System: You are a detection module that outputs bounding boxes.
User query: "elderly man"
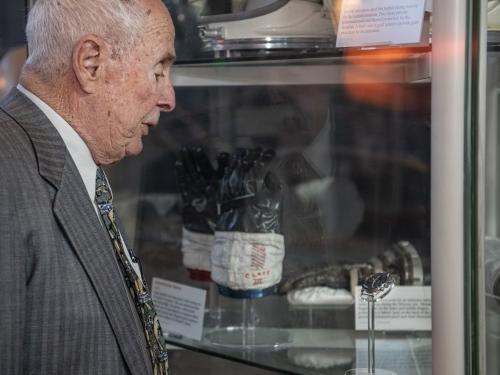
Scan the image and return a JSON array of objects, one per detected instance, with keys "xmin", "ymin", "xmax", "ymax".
[{"xmin": 0, "ymin": 0, "xmax": 175, "ymax": 374}]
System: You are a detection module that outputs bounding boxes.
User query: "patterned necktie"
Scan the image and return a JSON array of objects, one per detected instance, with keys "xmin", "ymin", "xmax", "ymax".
[{"xmin": 95, "ymin": 167, "xmax": 168, "ymax": 375}]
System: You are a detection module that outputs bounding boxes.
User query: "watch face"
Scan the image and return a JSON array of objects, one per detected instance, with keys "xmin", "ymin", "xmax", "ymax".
[{"xmin": 361, "ymin": 272, "xmax": 395, "ymax": 302}]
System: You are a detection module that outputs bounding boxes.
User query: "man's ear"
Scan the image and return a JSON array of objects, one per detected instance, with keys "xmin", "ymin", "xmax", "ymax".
[{"xmin": 72, "ymin": 35, "xmax": 108, "ymax": 94}]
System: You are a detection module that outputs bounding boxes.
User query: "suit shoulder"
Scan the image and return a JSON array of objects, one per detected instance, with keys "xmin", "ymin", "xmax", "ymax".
[
  {"xmin": 0, "ymin": 108, "xmax": 35, "ymax": 152},
  {"xmin": 0, "ymin": 108, "xmax": 38, "ymax": 172}
]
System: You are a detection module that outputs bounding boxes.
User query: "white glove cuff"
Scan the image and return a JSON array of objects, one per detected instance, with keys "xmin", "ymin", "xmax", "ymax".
[
  {"xmin": 181, "ymin": 228, "xmax": 214, "ymax": 272},
  {"xmin": 211, "ymin": 231, "xmax": 285, "ymax": 291}
]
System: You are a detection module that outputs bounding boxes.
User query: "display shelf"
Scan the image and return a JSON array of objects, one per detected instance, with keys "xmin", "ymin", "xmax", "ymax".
[
  {"xmin": 172, "ymin": 51, "xmax": 431, "ymax": 87},
  {"xmin": 163, "ymin": 328, "xmax": 431, "ymax": 375}
]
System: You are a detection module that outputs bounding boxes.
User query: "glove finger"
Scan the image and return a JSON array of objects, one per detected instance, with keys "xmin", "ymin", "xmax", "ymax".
[
  {"xmin": 175, "ymin": 159, "xmax": 192, "ymax": 203},
  {"xmin": 193, "ymin": 147, "xmax": 215, "ymax": 180},
  {"xmin": 261, "ymin": 149, "xmax": 275, "ymax": 164},
  {"xmin": 218, "ymin": 152, "xmax": 235, "ymax": 200},
  {"xmin": 249, "ymin": 148, "xmax": 263, "ymax": 165},
  {"xmin": 264, "ymin": 171, "xmax": 282, "ymax": 193},
  {"xmin": 241, "ymin": 148, "xmax": 266, "ymax": 195},
  {"xmin": 215, "ymin": 152, "xmax": 230, "ymax": 179},
  {"xmin": 179, "ymin": 147, "xmax": 198, "ymax": 186},
  {"xmin": 240, "ymin": 149, "xmax": 256, "ymax": 173},
  {"xmin": 228, "ymin": 164, "xmax": 244, "ymax": 196}
]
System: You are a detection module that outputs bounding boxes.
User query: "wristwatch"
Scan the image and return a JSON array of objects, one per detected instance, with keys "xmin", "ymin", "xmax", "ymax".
[{"xmin": 361, "ymin": 272, "xmax": 395, "ymax": 302}]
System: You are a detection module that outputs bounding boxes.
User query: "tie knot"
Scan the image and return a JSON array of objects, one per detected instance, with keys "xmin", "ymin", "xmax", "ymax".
[{"xmin": 95, "ymin": 167, "xmax": 113, "ymax": 205}]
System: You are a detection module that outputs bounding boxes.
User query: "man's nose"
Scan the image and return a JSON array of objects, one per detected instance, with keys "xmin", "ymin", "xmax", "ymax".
[{"xmin": 158, "ymin": 82, "xmax": 176, "ymax": 112}]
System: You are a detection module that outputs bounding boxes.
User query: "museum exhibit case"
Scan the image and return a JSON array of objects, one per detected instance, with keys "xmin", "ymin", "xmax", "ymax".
[
  {"xmin": 101, "ymin": 0, "xmax": 489, "ymax": 374},
  {"xmin": 484, "ymin": 4, "xmax": 500, "ymax": 375}
]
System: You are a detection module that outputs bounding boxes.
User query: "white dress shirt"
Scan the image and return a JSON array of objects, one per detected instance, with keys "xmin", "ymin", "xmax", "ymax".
[
  {"xmin": 17, "ymin": 84, "xmax": 142, "ymax": 278},
  {"xmin": 18, "ymin": 84, "xmax": 97, "ymax": 200}
]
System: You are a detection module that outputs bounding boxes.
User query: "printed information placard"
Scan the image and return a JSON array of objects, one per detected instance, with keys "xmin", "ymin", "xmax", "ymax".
[
  {"xmin": 152, "ymin": 277, "xmax": 207, "ymax": 341},
  {"xmin": 355, "ymin": 286, "xmax": 431, "ymax": 331},
  {"xmin": 354, "ymin": 337, "xmax": 432, "ymax": 374},
  {"xmin": 336, "ymin": 0, "xmax": 426, "ymax": 48}
]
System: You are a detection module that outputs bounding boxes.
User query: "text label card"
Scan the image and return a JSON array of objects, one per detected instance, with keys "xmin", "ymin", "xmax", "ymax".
[
  {"xmin": 336, "ymin": 0, "xmax": 426, "ymax": 48},
  {"xmin": 355, "ymin": 337, "xmax": 432, "ymax": 374},
  {"xmin": 355, "ymin": 286, "xmax": 431, "ymax": 331},
  {"xmin": 152, "ymin": 277, "xmax": 207, "ymax": 341}
]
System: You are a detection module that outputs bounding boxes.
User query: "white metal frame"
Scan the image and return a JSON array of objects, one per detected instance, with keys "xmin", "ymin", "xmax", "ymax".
[{"xmin": 431, "ymin": 0, "xmax": 467, "ymax": 373}]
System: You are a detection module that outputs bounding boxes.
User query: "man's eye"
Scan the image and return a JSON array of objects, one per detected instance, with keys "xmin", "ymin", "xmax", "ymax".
[{"xmin": 154, "ymin": 72, "xmax": 165, "ymax": 81}]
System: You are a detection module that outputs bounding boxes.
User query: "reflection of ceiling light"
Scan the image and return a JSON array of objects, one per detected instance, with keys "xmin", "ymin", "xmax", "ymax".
[
  {"xmin": 265, "ymin": 36, "xmax": 272, "ymax": 42},
  {"xmin": 0, "ymin": 76, "xmax": 6, "ymax": 94}
]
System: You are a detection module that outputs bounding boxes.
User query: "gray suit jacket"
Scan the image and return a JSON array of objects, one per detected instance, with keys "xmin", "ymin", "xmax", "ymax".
[{"xmin": 0, "ymin": 89, "xmax": 153, "ymax": 375}]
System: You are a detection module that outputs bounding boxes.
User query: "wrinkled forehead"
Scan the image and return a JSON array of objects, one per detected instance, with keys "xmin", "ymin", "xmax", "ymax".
[
  {"xmin": 142, "ymin": 0, "xmax": 174, "ymax": 39},
  {"xmin": 136, "ymin": 0, "xmax": 175, "ymax": 62},
  {"xmin": 143, "ymin": 0, "xmax": 173, "ymax": 33}
]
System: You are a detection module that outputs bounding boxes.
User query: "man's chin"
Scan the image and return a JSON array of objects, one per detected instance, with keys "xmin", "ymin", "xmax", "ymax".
[{"xmin": 125, "ymin": 139, "xmax": 144, "ymax": 157}]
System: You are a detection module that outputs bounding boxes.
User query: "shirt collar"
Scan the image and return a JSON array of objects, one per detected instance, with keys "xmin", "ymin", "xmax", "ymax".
[{"xmin": 17, "ymin": 84, "xmax": 98, "ymax": 202}]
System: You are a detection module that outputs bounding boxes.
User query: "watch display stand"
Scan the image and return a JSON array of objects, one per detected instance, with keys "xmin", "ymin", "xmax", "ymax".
[{"xmin": 345, "ymin": 273, "xmax": 397, "ymax": 375}]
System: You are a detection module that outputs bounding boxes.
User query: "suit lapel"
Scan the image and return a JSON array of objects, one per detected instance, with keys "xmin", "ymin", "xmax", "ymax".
[
  {"xmin": 53, "ymin": 165, "xmax": 152, "ymax": 375},
  {"xmin": 0, "ymin": 89, "xmax": 152, "ymax": 375}
]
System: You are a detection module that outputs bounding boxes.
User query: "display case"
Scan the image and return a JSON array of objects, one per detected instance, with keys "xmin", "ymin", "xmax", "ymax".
[
  {"xmin": 105, "ymin": 0, "xmax": 486, "ymax": 374},
  {"xmin": 484, "ymin": 24, "xmax": 500, "ymax": 375}
]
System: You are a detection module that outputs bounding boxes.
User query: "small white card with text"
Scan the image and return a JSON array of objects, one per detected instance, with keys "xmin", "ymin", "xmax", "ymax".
[
  {"xmin": 152, "ymin": 277, "xmax": 207, "ymax": 341},
  {"xmin": 355, "ymin": 285, "xmax": 431, "ymax": 331},
  {"xmin": 336, "ymin": 0, "xmax": 426, "ymax": 48},
  {"xmin": 354, "ymin": 337, "xmax": 432, "ymax": 373}
]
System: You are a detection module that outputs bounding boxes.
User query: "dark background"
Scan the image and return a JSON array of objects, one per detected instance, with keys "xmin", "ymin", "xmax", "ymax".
[{"xmin": 0, "ymin": 0, "xmax": 26, "ymax": 55}]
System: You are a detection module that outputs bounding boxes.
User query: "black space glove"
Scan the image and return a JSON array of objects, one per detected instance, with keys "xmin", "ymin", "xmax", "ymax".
[
  {"xmin": 176, "ymin": 146, "xmax": 229, "ymax": 234},
  {"xmin": 211, "ymin": 148, "xmax": 285, "ymax": 299},
  {"xmin": 175, "ymin": 146, "xmax": 229, "ymax": 281},
  {"xmin": 216, "ymin": 148, "xmax": 281, "ymax": 233}
]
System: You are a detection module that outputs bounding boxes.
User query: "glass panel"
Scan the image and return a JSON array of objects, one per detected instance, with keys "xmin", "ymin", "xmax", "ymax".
[
  {"xmin": 105, "ymin": 1, "xmax": 434, "ymax": 374},
  {"xmin": 484, "ymin": 27, "xmax": 500, "ymax": 375},
  {"xmin": 110, "ymin": 78, "xmax": 432, "ymax": 374}
]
